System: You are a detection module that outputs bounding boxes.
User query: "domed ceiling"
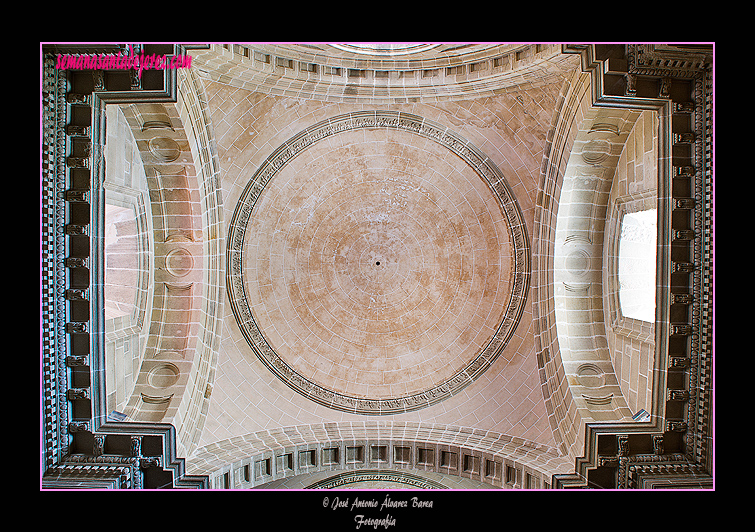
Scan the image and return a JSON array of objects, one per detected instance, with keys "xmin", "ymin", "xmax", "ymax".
[
  {"xmin": 183, "ymin": 43, "xmax": 595, "ymax": 486},
  {"xmin": 227, "ymin": 110, "xmax": 529, "ymax": 415},
  {"xmin": 40, "ymin": 42, "xmax": 713, "ymax": 491},
  {"xmin": 186, "ymin": 43, "xmax": 571, "ymax": 457}
]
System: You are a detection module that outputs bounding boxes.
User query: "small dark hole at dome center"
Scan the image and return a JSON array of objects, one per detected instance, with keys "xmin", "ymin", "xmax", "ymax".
[{"xmin": 375, "ymin": 261, "xmax": 380, "ymax": 266}]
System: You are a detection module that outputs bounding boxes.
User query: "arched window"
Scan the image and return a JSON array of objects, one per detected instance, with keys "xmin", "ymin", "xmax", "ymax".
[{"xmin": 618, "ymin": 208, "xmax": 657, "ymax": 323}]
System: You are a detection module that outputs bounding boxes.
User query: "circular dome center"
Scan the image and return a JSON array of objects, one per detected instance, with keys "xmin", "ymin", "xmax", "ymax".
[{"xmin": 228, "ymin": 112, "xmax": 529, "ymax": 414}]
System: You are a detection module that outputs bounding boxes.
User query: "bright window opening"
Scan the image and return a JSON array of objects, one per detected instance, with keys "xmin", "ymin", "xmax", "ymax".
[{"xmin": 618, "ymin": 208, "xmax": 657, "ymax": 323}]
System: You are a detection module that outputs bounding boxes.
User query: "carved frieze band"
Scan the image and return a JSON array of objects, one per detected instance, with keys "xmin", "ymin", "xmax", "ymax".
[
  {"xmin": 42, "ymin": 53, "xmax": 73, "ymax": 465},
  {"xmin": 626, "ymin": 44, "xmax": 711, "ymax": 79},
  {"xmin": 686, "ymin": 68, "xmax": 713, "ymax": 464},
  {"xmin": 624, "ymin": 453, "xmax": 710, "ymax": 489},
  {"xmin": 306, "ymin": 469, "xmax": 447, "ymax": 490},
  {"xmin": 227, "ymin": 110, "xmax": 531, "ymax": 415}
]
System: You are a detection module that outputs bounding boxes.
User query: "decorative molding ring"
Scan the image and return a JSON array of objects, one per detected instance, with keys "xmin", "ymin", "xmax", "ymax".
[
  {"xmin": 306, "ymin": 469, "xmax": 448, "ymax": 489},
  {"xmin": 227, "ymin": 110, "xmax": 530, "ymax": 415}
]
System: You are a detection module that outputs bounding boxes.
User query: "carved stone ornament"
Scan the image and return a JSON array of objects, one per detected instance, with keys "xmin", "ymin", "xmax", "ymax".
[
  {"xmin": 93, "ymin": 435, "xmax": 105, "ymax": 456},
  {"xmin": 140, "ymin": 457, "xmax": 161, "ymax": 469},
  {"xmin": 306, "ymin": 469, "xmax": 447, "ymax": 489},
  {"xmin": 618, "ymin": 436, "xmax": 629, "ymax": 457},
  {"xmin": 653, "ymin": 435, "xmax": 664, "ymax": 455},
  {"xmin": 627, "ymin": 44, "xmax": 711, "ymax": 80}
]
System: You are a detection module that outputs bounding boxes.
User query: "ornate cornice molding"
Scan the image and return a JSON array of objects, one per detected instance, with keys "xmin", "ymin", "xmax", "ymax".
[{"xmin": 627, "ymin": 44, "xmax": 712, "ymax": 79}]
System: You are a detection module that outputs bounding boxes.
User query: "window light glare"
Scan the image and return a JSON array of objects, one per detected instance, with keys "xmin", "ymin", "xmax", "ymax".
[{"xmin": 618, "ymin": 209, "xmax": 657, "ymax": 323}]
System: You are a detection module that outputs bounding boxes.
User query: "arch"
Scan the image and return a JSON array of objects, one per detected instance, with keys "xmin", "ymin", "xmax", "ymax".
[
  {"xmin": 190, "ymin": 43, "xmax": 579, "ymax": 103},
  {"xmin": 533, "ymin": 64, "xmax": 663, "ymax": 464},
  {"xmin": 532, "ymin": 69, "xmax": 589, "ymax": 459},
  {"xmin": 602, "ymin": 110, "xmax": 660, "ymax": 416},
  {"xmin": 108, "ymin": 67, "xmax": 224, "ymax": 457},
  {"xmin": 552, "ymin": 100, "xmax": 643, "ymax": 429},
  {"xmin": 185, "ymin": 422, "xmax": 573, "ymax": 489}
]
